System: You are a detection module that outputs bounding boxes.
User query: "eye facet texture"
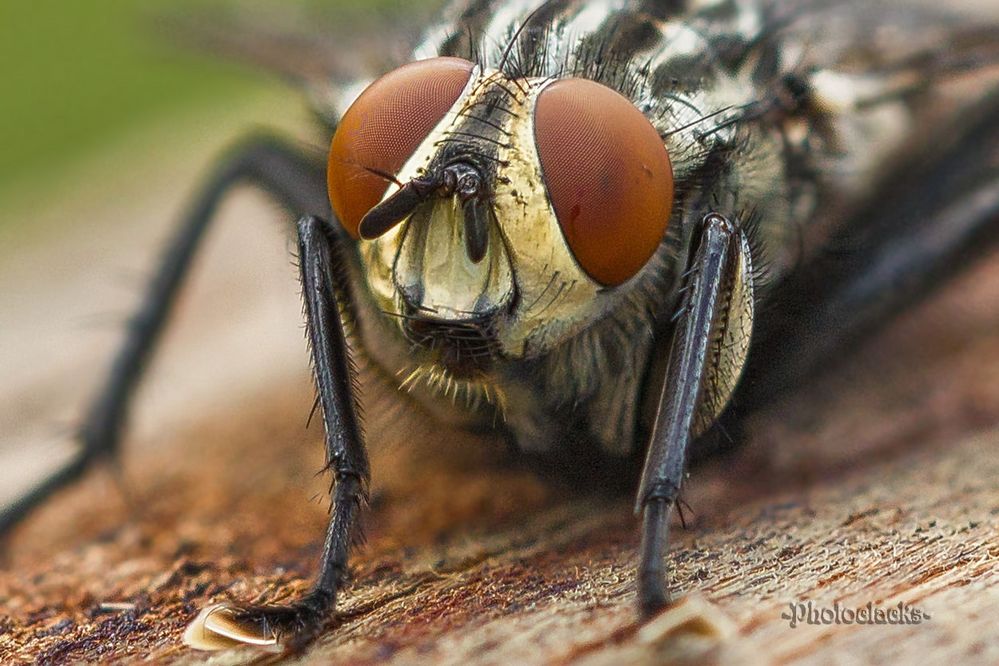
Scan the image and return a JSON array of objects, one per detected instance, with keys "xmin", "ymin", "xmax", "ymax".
[
  {"xmin": 327, "ymin": 57, "xmax": 475, "ymax": 237},
  {"xmin": 535, "ymin": 78, "xmax": 674, "ymax": 286}
]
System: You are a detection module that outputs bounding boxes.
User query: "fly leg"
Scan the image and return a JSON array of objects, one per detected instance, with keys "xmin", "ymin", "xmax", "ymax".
[
  {"xmin": 189, "ymin": 215, "xmax": 368, "ymax": 648},
  {"xmin": 744, "ymin": 89, "xmax": 999, "ymax": 405},
  {"xmin": 0, "ymin": 135, "xmax": 328, "ymax": 532},
  {"xmin": 636, "ymin": 212, "xmax": 753, "ymax": 615}
]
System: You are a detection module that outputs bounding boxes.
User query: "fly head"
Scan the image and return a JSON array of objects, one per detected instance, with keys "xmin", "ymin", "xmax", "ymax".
[{"xmin": 326, "ymin": 56, "xmax": 675, "ymax": 384}]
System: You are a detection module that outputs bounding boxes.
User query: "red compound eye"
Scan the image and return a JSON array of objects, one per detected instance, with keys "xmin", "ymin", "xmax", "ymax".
[
  {"xmin": 534, "ymin": 78, "xmax": 674, "ymax": 286},
  {"xmin": 327, "ymin": 57, "xmax": 475, "ymax": 238}
]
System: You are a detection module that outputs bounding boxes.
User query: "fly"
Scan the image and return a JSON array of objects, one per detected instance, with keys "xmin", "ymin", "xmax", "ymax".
[{"xmin": 3, "ymin": 0, "xmax": 998, "ymax": 652}]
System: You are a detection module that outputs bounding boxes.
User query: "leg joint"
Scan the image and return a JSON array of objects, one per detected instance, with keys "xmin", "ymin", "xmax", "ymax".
[{"xmin": 642, "ymin": 482, "xmax": 680, "ymax": 507}]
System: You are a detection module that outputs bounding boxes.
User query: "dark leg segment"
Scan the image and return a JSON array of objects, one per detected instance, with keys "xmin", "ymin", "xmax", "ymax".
[
  {"xmin": 636, "ymin": 212, "xmax": 744, "ymax": 615},
  {"xmin": 743, "ymin": 89, "xmax": 999, "ymax": 406},
  {"xmin": 222, "ymin": 215, "xmax": 368, "ymax": 642},
  {"xmin": 0, "ymin": 136, "xmax": 328, "ymax": 532}
]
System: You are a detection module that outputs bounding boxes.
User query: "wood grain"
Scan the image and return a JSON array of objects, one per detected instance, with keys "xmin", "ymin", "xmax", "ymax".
[{"xmin": 1, "ymin": 126, "xmax": 998, "ymax": 666}]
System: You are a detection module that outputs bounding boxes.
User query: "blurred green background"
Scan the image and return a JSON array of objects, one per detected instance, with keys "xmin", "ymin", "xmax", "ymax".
[
  {"xmin": 0, "ymin": 2, "xmax": 268, "ymax": 207},
  {"xmin": 0, "ymin": 0, "xmax": 425, "ymax": 229},
  {"xmin": 0, "ymin": 0, "xmax": 262, "ymax": 192}
]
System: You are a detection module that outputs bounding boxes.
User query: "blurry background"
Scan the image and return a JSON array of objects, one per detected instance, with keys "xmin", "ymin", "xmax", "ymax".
[
  {"xmin": 0, "ymin": 0, "xmax": 429, "ymax": 506},
  {"xmin": 0, "ymin": 0, "xmax": 429, "ymax": 222},
  {"xmin": 0, "ymin": 2, "xmax": 260, "ymax": 209}
]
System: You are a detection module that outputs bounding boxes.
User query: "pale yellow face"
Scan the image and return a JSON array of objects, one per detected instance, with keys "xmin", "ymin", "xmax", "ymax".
[{"xmin": 359, "ymin": 67, "xmax": 605, "ymax": 361}]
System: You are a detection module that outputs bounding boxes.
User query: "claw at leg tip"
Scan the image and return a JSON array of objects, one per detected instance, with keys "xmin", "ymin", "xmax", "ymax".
[
  {"xmin": 637, "ymin": 593, "xmax": 737, "ymax": 645},
  {"xmin": 183, "ymin": 604, "xmax": 281, "ymax": 652}
]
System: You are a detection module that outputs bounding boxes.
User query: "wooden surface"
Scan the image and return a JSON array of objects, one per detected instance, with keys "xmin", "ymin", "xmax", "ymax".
[{"xmin": 2, "ymin": 142, "xmax": 999, "ymax": 665}]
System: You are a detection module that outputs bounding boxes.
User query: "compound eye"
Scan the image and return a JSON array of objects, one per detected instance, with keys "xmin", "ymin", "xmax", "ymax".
[
  {"xmin": 534, "ymin": 78, "xmax": 674, "ymax": 286},
  {"xmin": 328, "ymin": 57, "xmax": 475, "ymax": 238}
]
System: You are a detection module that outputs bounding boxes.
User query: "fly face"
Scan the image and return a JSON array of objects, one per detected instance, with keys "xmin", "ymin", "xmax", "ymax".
[{"xmin": 326, "ymin": 56, "xmax": 674, "ymax": 382}]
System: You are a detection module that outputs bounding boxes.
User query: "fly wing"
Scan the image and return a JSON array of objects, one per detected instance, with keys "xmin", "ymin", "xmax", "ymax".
[
  {"xmin": 775, "ymin": 0, "xmax": 999, "ymax": 93},
  {"xmin": 788, "ymin": 0, "xmax": 999, "ymax": 63},
  {"xmin": 743, "ymin": 88, "xmax": 999, "ymax": 407},
  {"xmin": 742, "ymin": 0, "xmax": 999, "ymax": 407},
  {"xmin": 747, "ymin": 0, "xmax": 999, "ymax": 259},
  {"xmin": 157, "ymin": 2, "xmax": 447, "ymax": 127}
]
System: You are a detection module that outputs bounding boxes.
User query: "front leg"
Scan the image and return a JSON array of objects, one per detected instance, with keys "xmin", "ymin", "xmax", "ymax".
[
  {"xmin": 636, "ymin": 212, "xmax": 755, "ymax": 615},
  {"xmin": 185, "ymin": 215, "xmax": 368, "ymax": 650}
]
